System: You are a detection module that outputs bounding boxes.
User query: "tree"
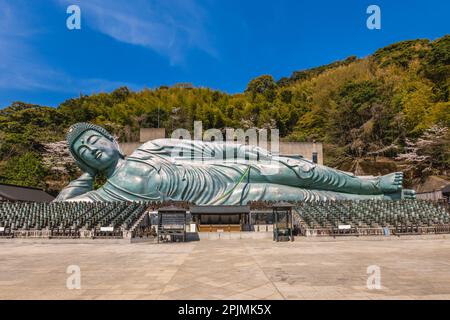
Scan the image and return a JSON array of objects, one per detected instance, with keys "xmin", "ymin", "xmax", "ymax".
[
  {"xmin": 245, "ymin": 75, "xmax": 277, "ymax": 101},
  {"xmin": 0, "ymin": 152, "xmax": 49, "ymax": 188},
  {"xmin": 422, "ymin": 35, "xmax": 450, "ymax": 101},
  {"xmin": 396, "ymin": 126, "xmax": 450, "ymax": 177}
]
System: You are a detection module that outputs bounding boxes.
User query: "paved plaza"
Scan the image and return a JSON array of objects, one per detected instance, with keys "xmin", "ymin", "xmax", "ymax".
[{"xmin": 1, "ymin": 237, "xmax": 450, "ymax": 300}]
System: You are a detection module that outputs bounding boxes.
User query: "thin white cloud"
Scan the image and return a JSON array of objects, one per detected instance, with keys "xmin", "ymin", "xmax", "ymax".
[
  {"xmin": 0, "ymin": 1, "xmax": 51, "ymax": 91},
  {"xmin": 0, "ymin": 0, "xmax": 141, "ymax": 97},
  {"xmin": 0, "ymin": 0, "xmax": 217, "ymax": 101},
  {"xmin": 58, "ymin": 0, "xmax": 218, "ymax": 64}
]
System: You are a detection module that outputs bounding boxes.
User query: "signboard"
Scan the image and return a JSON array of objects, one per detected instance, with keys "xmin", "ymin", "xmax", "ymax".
[
  {"xmin": 100, "ymin": 227, "xmax": 114, "ymax": 232},
  {"xmin": 338, "ymin": 225, "xmax": 352, "ymax": 230},
  {"xmin": 164, "ymin": 224, "xmax": 184, "ymax": 230}
]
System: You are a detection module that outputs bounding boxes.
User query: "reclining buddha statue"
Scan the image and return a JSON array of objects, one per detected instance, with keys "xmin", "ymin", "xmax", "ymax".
[{"xmin": 55, "ymin": 122, "xmax": 415, "ymax": 203}]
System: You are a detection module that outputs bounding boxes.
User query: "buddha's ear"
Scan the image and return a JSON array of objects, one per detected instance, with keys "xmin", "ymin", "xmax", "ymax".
[{"xmin": 113, "ymin": 139, "xmax": 125, "ymax": 158}]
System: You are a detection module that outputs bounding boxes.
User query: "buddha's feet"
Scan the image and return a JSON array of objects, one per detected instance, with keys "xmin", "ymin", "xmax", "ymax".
[
  {"xmin": 403, "ymin": 189, "xmax": 416, "ymax": 199},
  {"xmin": 378, "ymin": 172, "xmax": 403, "ymax": 193}
]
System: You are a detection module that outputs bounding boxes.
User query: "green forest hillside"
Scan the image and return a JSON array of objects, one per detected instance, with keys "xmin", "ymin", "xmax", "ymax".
[{"xmin": 0, "ymin": 35, "xmax": 449, "ymax": 194}]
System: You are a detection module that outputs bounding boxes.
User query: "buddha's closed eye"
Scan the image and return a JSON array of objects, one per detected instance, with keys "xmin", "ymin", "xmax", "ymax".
[
  {"xmin": 79, "ymin": 146, "xmax": 89, "ymax": 157},
  {"xmin": 87, "ymin": 135, "xmax": 100, "ymax": 144}
]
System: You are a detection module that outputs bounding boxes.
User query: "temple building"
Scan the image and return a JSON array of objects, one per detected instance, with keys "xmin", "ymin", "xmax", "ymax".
[{"xmin": 0, "ymin": 183, "xmax": 55, "ymax": 202}]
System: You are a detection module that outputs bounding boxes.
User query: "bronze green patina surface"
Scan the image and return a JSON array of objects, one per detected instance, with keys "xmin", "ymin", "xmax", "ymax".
[{"xmin": 56, "ymin": 123, "xmax": 415, "ymax": 203}]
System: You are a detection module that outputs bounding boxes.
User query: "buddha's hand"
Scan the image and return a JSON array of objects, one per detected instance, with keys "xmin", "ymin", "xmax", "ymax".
[
  {"xmin": 77, "ymin": 172, "xmax": 96, "ymax": 184},
  {"xmin": 54, "ymin": 172, "xmax": 95, "ymax": 201}
]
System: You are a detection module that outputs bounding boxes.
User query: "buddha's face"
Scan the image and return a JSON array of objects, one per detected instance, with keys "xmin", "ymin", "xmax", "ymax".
[{"xmin": 73, "ymin": 130, "xmax": 120, "ymax": 172}]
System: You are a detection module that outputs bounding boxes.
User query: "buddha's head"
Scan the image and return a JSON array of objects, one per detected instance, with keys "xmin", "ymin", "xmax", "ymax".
[{"xmin": 67, "ymin": 123, "xmax": 124, "ymax": 175}]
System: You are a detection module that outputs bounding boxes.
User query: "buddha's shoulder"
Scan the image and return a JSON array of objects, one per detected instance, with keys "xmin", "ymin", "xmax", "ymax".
[{"xmin": 127, "ymin": 139, "xmax": 172, "ymax": 157}]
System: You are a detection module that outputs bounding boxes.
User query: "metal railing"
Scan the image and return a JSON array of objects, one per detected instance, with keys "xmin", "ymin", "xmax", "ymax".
[{"xmin": 301, "ymin": 224, "xmax": 450, "ymax": 237}]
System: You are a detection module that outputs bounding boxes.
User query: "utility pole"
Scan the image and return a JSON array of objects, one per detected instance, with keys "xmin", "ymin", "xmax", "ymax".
[{"xmin": 157, "ymin": 105, "xmax": 160, "ymax": 128}]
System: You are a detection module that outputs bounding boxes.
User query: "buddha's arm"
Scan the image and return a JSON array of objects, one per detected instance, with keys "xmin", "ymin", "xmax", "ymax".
[
  {"xmin": 144, "ymin": 139, "xmax": 271, "ymax": 161},
  {"xmin": 223, "ymin": 143, "xmax": 271, "ymax": 160},
  {"xmin": 190, "ymin": 141, "xmax": 272, "ymax": 161},
  {"xmin": 54, "ymin": 173, "xmax": 94, "ymax": 201}
]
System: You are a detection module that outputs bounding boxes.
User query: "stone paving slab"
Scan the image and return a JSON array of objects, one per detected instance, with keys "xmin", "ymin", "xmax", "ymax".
[{"xmin": 1, "ymin": 238, "xmax": 450, "ymax": 300}]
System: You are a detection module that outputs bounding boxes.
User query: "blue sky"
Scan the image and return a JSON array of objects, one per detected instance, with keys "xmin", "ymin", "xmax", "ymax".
[{"xmin": 0, "ymin": 0, "xmax": 448, "ymax": 108}]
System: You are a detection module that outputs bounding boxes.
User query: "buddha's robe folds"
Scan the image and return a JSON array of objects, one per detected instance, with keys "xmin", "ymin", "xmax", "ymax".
[{"xmin": 66, "ymin": 139, "xmax": 390, "ymax": 204}]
